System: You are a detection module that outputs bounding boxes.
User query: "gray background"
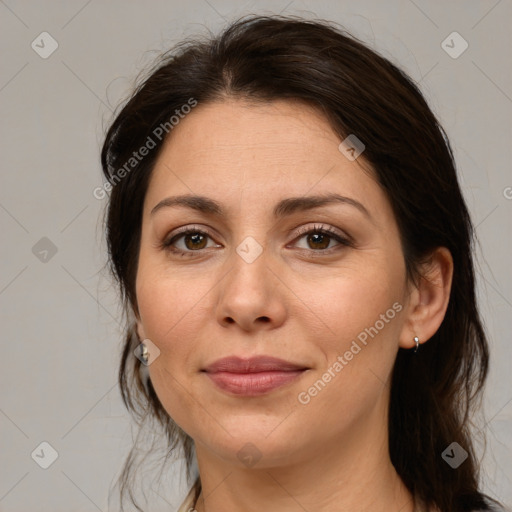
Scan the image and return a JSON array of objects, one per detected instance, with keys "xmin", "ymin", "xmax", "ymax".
[{"xmin": 0, "ymin": 1, "xmax": 511, "ymax": 510}]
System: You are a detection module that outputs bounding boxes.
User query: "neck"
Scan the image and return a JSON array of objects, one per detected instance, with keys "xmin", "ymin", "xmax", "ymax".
[{"xmin": 192, "ymin": 397, "xmax": 415, "ymax": 512}]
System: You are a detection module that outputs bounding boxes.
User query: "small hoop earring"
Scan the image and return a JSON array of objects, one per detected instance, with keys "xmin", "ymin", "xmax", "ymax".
[
  {"xmin": 413, "ymin": 336, "xmax": 420, "ymax": 353},
  {"xmin": 141, "ymin": 342, "xmax": 150, "ymax": 365}
]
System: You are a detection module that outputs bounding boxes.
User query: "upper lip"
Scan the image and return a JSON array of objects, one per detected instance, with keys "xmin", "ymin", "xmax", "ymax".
[{"xmin": 202, "ymin": 356, "xmax": 308, "ymax": 374}]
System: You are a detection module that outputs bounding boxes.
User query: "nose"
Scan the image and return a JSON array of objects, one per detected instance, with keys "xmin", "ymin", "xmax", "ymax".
[{"xmin": 215, "ymin": 245, "xmax": 287, "ymax": 332}]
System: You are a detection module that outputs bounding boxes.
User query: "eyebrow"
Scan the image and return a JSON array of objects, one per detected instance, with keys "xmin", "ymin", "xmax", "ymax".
[{"xmin": 150, "ymin": 193, "xmax": 372, "ymax": 220}]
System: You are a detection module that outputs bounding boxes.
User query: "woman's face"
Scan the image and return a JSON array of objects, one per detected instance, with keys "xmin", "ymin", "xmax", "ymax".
[{"xmin": 135, "ymin": 99, "xmax": 413, "ymax": 467}]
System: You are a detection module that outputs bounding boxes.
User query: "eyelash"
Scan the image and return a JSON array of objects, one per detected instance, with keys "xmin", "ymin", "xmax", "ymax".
[{"xmin": 160, "ymin": 223, "xmax": 352, "ymax": 257}]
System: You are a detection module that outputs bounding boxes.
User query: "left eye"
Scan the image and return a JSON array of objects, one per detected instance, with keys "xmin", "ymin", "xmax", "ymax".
[{"xmin": 293, "ymin": 228, "xmax": 347, "ymax": 251}]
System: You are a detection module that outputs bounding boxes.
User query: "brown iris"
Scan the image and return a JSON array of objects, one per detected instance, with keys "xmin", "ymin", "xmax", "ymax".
[
  {"xmin": 307, "ymin": 232, "xmax": 330, "ymax": 250},
  {"xmin": 184, "ymin": 233, "xmax": 208, "ymax": 250}
]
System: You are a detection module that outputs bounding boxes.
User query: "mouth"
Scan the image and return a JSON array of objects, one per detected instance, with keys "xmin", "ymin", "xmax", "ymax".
[{"xmin": 201, "ymin": 356, "xmax": 309, "ymax": 396}]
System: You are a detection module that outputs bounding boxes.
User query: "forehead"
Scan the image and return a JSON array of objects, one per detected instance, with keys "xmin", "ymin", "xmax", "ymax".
[
  {"xmin": 167, "ymin": 99, "xmax": 337, "ymax": 163},
  {"xmin": 144, "ymin": 99, "xmax": 384, "ymax": 217}
]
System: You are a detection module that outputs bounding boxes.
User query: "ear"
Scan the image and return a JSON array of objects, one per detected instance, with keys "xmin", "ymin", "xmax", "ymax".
[{"xmin": 398, "ymin": 247, "xmax": 453, "ymax": 350}]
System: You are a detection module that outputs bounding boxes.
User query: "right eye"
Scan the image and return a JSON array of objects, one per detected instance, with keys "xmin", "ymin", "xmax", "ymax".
[{"xmin": 161, "ymin": 227, "xmax": 222, "ymax": 256}]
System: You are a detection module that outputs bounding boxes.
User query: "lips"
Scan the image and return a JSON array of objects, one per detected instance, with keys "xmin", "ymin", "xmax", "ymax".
[{"xmin": 202, "ymin": 356, "xmax": 309, "ymax": 396}]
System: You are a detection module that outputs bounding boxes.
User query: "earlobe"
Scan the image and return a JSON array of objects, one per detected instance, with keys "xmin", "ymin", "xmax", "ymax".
[{"xmin": 399, "ymin": 247, "xmax": 454, "ymax": 350}]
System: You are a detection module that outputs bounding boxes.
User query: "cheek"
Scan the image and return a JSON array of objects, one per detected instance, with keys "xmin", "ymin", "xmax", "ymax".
[
  {"xmin": 135, "ymin": 264, "xmax": 211, "ymax": 387},
  {"xmin": 136, "ymin": 270, "xmax": 209, "ymax": 430},
  {"xmin": 298, "ymin": 256, "xmax": 405, "ymax": 351},
  {"xmin": 136, "ymin": 255, "xmax": 209, "ymax": 340},
  {"xmin": 294, "ymin": 284, "xmax": 403, "ymax": 437},
  {"xmin": 293, "ymin": 257, "xmax": 406, "ymax": 408}
]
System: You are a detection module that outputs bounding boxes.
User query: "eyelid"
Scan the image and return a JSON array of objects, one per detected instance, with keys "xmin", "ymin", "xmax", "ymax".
[
  {"xmin": 167, "ymin": 224, "xmax": 214, "ymax": 238},
  {"xmin": 290, "ymin": 223, "xmax": 353, "ymax": 245}
]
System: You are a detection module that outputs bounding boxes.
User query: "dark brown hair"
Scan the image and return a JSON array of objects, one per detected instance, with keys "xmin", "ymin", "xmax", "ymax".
[{"xmin": 101, "ymin": 15, "xmax": 500, "ymax": 512}]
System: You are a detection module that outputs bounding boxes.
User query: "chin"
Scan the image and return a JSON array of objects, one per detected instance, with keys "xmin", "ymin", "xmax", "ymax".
[{"xmin": 191, "ymin": 413, "xmax": 312, "ymax": 467}]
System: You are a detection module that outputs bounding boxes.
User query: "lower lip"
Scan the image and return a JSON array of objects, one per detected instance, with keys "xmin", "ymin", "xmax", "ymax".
[{"xmin": 204, "ymin": 370, "xmax": 306, "ymax": 396}]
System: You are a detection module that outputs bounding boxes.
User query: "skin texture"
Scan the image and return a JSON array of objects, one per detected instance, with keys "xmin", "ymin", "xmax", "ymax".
[{"xmin": 135, "ymin": 99, "xmax": 453, "ymax": 512}]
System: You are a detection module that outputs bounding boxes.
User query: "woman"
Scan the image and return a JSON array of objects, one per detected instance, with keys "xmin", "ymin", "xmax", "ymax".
[{"xmin": 101, "ymin": 15, "xmax": 506, "ymax": 512}]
